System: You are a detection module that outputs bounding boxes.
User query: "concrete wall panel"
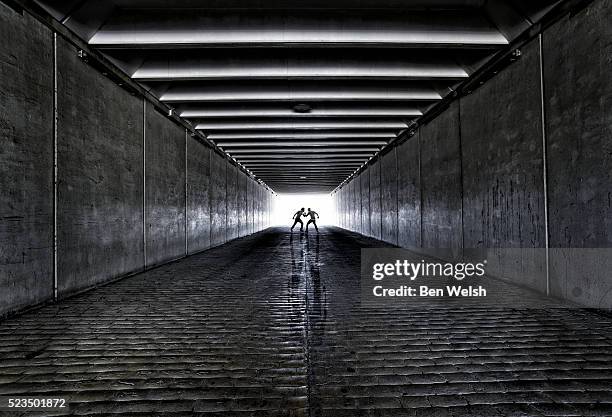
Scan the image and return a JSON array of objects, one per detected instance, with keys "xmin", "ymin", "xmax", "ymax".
[
  {"xmin": 354, "ymin": 176, "xmax": 362, "ymax": 234},
  {"xmin": 346, "ymin": 185, "xmax": 350, "ymax": 230},
  {"xmin": 544, "ymin": 0, "xmax": 612, "ymax": 307},
  {"xmin": 210, "ymin": 153, "xmax": 227, "ymax": 246},
  {"xmin": 381, "ymin": 149, "xmax": 398, "ymax": 245},
  {"xmin": 460, "ymin": 39, "xmax": 547, "ymax": 291},
  {"xmin": 187, "ymin": 139, "xmax": 211, "ymax": 254},
  {"xmin": 397, "ymin": 135, "xmax": 421, "ymax": 249},
  {"xmin": 145, "ymin": 106, "xmax": 186, "ymax": 267},
  {"xmin": 0, "ymin": 9, "xmax": 54, "ymax": 315},
  {"xmin": 347, "ymin": 180, "xmax": 354, "ymax": 231},
  {"xmin": 237, "ymin": 172, "xmax": 247, "ymax": 237},
  {"xmin": 338, "ymin": 187, "xmax": 342, "ymax": 229},
  {"xmin": 369, "ymin": 161, "xmax": 382, "ymax": 240},
  {"xmin": 57, "ymin": 38, "xmax": 145, "ymax": 294},
  {"xmin": 226, "ymin": 164, "xmax": 238, "ymax": 240},
  {"xmin": 254, "ymin": 185, "xmax": 260, "ymax": 232},
  {"xmin": 259, "ymin": 187, "xmax": 265, "ymax": 230},
  {"xmin": 247, "ymin": 178, "xmax": 254, "ymax": 235},
  {"xmin": 338, "ymin": 189, "xmax": 342, "ymax": 228},
  {"xmin": 360, "ymin": 169, "xmax": 370, "ymax": 237},
  {"xmin": 420, "ymin": 102, "xmax": 463, "ymax": 259}
]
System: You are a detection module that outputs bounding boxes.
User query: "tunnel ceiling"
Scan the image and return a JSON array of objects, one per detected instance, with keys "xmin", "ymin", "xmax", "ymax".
[{"xmin": 36, "ymin": 0, "xmax": 560, "ymax": 194}]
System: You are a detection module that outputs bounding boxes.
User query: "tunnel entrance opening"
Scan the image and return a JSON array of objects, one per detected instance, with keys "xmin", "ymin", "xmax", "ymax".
[{"xmin": 273, "ymin": 193, "xmax": 334, "ymax": 226}]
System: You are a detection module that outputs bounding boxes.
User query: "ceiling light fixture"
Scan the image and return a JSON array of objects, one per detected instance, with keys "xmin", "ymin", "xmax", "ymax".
[{"xmin": 293, "ymin": 103, "xmax": 312, "ymax": 113}]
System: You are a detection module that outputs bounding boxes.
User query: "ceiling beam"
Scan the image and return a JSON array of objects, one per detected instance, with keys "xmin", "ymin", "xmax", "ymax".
[
  {"xmin": 249, "ymin": 165, "xmax": 355, "ymax": 174},
  {"xmin": 228, "ymin": 147, "xmax": 380, "ymax": 154},
  {"xmin": 90, "ymin": 10, "xmax": 507, "ymax": 48},
  {"xmin": 252, "ymin": 174, "xmax": 355, "ymax": 177},
  {"xmin": 109, "ymin": 1, "xmax": 485, "ymax": 8},
  {"xmin": 218, "ymin": 140, "xmax": 388, "ymax": 147},
  {"xmin": 196, "ymin": 120, "xmax": 407, "ymax": 130},
  {"xmin": 179, "ymin": 106, "xmax": 422, "ymax": 119},
  {"xmin": 236, "ymin": 154, "xmax": 373, "ymax": 159},
  {"xmin": 132, "ymin": 58, "xmax": 468, "ymax": 81},
  {"xmin": 160, "ymin": 83, "xmax": 442, "ymax": 102},
  {"xmin": 208, "ymin": 132, "xmax": 397, "ymax": 140},
  {"xmin": 245, "ymin": 160, "xmax": 362, "ymax": 163}
]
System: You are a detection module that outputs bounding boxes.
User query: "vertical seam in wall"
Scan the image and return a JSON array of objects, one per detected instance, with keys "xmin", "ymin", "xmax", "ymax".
[
  {"xmin": 457, "ymin": 101, "xmax": 466, "ymax": 253},
  {"xmin": 143, "ymin": 100, "xmax": 147, "ymax": 269},
  {"xmin": 52, "ymin": 32, "xmax": 58, "ymax": 302},
  {"xmin": 539, "ymin": 33, "xmax": 551, "ymax": 296},
  {"xmin": 185, "ymin": 129, "xmax": 188, "ymax": 256}
]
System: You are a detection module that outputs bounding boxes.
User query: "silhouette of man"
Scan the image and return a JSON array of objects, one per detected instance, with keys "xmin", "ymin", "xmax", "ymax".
[
  {"xmin": 291, "ymin": 207, "xmax": 305, "ymax": 232},
  {"xmin": 305, "ymin": 208, "xmax": 319, "ymax": 233}
]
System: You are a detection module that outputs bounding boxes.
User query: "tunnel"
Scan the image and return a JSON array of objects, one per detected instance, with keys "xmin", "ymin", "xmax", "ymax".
[{"xmin": 1, "ymin": 0, "xmax": 611, "ymax": 415}]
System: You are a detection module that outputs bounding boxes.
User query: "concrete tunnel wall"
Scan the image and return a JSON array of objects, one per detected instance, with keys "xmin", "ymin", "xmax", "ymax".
[
  {"xmin": 332, "ymin": 0, "xmax": 612, "ymax": 309},
  {"xmin": 0, "ymin": 6, "xmax": 275, "ymax": 317}
]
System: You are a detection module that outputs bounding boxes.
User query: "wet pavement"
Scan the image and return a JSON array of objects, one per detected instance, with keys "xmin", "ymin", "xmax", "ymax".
[{"xmin": 0, "ymin": 227, "xmax": 611, "ymax": 416}]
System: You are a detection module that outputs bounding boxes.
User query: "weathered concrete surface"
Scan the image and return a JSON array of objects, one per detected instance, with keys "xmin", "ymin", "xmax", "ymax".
[
  {"xmin": 381, "ymin": 149, "xmax": 398, "ymax": 245},
  {"xmin": 145, "ymin": 105, "xmax": 186, "ymax": 267},
  {"xmin": 258, "ymin": 187, "xmax": 264, "ymax": 230},
  {"xmin": 0, "ymin": 9, "xmax": 54, "ymax": 316},
  {"xmin": 353, "ymin": 176, "xmax": 362, "ymax": 234},
  {"xmin": 210, "ymin": 152, "xmax": 227, "ymax": 246},
  {"xmin": 247, "ymin": 177, "xmax": 254, "ymax": 235},
  {"xmin": 460, "ymin": 39, "xmax": 547, "ymax": 292},
  {"xmin": 419, "ymin": 102, "xmax": 463, "ymax": 259},
  {"xmin": 237, "ymin": 172, "xmax": 247, "ymax": 237},
  {"xmin": 265, "ymin": 190, "xmax": 271, "ymax": 229},
  {"xmin": 186, "ymin": 139, "xmax": 211, "ymax": 254},
  {"xmin": 226, "ymin": 164, "xmax": 238, "ymax": 240},
  {"xmin": 360, "ymin": 169, "xmax": 370, "ymax": 237},
  {"xmin": 346, "ymin": 180, "xmax": 354, "ymax": 232},
  {"xmin": 397, "ymin": 134, "xmax": 421, "ymax": 249},
  {"xmin": 344, "ymin": 182, "xmax": 350, "ymax": 231},
  {"xmin": 1, "ymin": 227, "xmax": 611, "ymax": 415},
  {"xmin": 339, "ymin": 187, "xmax": 345, "ymax": 229},
  {"xmin": 369, "ymin": 161, "xmax": 382, "ymax": 240},
  {"xmin": 253, "ymin": 178, "xmax": 260, "ymax": 233},
  {"xmin": 253, "ymin": 184, "xmax": 261, "ymax": 232},
  {"xmin": 335, "ymin": 189, "xmax": 342, "ymax": 228},
  {"xmin": 544, "ymin": 0, "xmax": 612, "ymax": 308},
  {"xmin": 57, "ymin": 38, "xmax": 144, "ymax": 295}
]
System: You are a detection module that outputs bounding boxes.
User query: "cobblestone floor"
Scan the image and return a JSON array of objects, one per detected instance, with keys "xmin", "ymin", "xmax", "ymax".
[{"xmin": 0, "ymin": 227, "xmax": 611, "ymax": 416}]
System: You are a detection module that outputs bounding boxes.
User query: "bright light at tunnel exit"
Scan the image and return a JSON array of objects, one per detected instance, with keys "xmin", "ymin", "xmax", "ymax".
[{"xmin": 272, "ymin": 193, "xmax": 334, "ymax": 226}]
